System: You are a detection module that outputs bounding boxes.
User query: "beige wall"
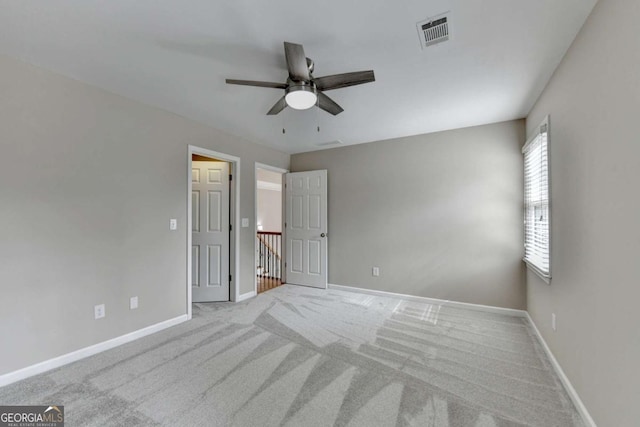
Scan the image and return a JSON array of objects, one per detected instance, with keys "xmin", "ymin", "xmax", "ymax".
[
  {"xmin": 0, "ymin": 54, "xmax": 289, "ymax": 375},
  {"xmin": 291, "ymin": 120, "xmax": 526, "ymax": 309},
  {"xmin": 525, "ymin": 0, "xmax": 640, "ymax": 425},
  {"xmin": 257, "ymin": 189, "xmax": 282, "ymax": 232}
]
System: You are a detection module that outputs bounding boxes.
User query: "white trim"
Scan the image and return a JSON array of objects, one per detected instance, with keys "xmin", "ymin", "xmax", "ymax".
[
  {"xmin": 328, "ymin": 284, "xmax": 527, "ymax": 317},
  {"xmin": 237, "ymin": 291, "xmax": 257, "ymax": 302},
  {"xmin": 188, "ymin": 145, "xmax": 241, "ymax": 307},
  {"xmin": 254, "ymin": 162, "xmax": 288, "ymax": 296},
  {"xmin": 524, "ymin": 259, "xmax": 551, "ymax": 284},
  {"xmin": 0, "ymin": 315, "xmax": 188, "ymax": 387},
  {"xmin": 526, "ymin": 313, "xmax": 597, "ymax": 427},
  {"xmin": 523, "ymin": 115, "xmax": 549, "ymax": 152},
  {"xmin": 255, "ymin": 162, "xmax": 289, "ymax": 174},
  {"xmin": 257, "ymin": 180, "xmax": 281, "ymax": 191}
]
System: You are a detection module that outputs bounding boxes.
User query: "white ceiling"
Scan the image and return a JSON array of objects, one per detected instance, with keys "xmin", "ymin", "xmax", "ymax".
[{"xmin": 0, "ymin": 0, "xmax": 597, "ymax": 154}]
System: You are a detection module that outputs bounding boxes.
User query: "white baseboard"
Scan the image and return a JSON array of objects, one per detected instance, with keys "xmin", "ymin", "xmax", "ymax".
[
  {"xmin": 0, "ymin": 314, "xmax": 189, "ymax": 388},
  {"xmin": 525, "ymin": 313, "xmax": 596, "ymax": 427},
  {"xmin": 328, "ymin": 284, "xmax": 527, "ymax": 317},
  {"xmin": 237, "ymin": 291, "xmax": 257, "ymax": 302}
]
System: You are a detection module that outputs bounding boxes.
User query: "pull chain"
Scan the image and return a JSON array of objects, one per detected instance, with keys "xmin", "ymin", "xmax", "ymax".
[
  {"xmin": 282, "ymin": 108, "xmax": 286, "ymax": 134},
  {"xmin": 315, "ymin": 98, "xmax": 320, "ymax": 133}
]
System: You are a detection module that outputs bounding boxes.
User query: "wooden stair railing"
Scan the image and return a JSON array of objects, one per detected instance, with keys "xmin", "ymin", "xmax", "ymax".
[{"xmin": 257, "ymin": 231, "xmax": 282, "ymax": 280}]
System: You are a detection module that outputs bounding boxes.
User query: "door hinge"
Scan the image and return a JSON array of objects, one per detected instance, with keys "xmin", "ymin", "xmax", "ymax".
[
  {"xmin": 229, "ymin": 224, "xmax": 232, "ymax": 231},
  {"xmin": 229, "ymin": 174, "xmax": 232, "ymax": 181},
  {"xmin": 229, "ymin": 274, "xmax": 232, "ymax": 282},
  {"xmin": 284, "ymin": 222, "xmax": 287, "ymax": 228},
  {"xmin": 284, "ymin": 262, "xmax": 287, "ymax": 267}
]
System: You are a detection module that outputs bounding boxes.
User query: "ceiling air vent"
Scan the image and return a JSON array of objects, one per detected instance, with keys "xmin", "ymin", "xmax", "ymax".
[
  {"xmin": 417, "ymin": 12, "xmax": 451, "ymax": 49},
  {"xmin": 316, "ymin": 139, "xmax": 343, "ymax": 147}
]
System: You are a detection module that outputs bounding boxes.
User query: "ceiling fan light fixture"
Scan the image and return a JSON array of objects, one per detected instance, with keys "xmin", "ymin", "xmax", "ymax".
[
  {"xmin": 226, "ymin": 42, "xmax": 374, "ymax": 116},
  {"xmin": 285, "ymin": 84, "xmax": 317, "ymax": 110}
]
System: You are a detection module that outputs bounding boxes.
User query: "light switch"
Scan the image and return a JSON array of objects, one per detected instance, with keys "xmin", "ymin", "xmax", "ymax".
[
  {"xmin": 170, "ymin": 219, "xmax": 177, "ymax": 230},
  {"xmin": 242, "ymin": 218, "xmax": 249, "ymax": 228}
]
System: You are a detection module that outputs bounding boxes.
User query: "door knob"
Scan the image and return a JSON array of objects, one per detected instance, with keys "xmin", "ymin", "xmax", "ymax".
[{"xmin": 321, "ymin": 233, "xmax": 327, "ymax": 238}]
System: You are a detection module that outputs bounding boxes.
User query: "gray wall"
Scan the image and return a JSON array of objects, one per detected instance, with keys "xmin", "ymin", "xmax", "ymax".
[
  {"xmin": 0, "ymin": 55, "xmax": 289, "ymax": 375},
  {"xmin": 291, "ymin": 120, "xmax": 526, "ymax": 309},
  {"xmin": 525, "ymin": 0, "xmax": 640, "ymax": 425},
  {"xmin": 256, "ymin": 168, "xmax": 283, "ymax": 232}
]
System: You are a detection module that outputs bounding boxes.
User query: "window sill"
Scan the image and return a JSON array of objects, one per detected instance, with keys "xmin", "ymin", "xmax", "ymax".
[{"xmin": 524, "ymin": 260, "xmax": 551, "ymax": 284}]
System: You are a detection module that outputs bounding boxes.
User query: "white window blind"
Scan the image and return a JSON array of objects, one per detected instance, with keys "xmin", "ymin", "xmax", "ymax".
[{"xmin": 523, "ymin": 117, "xmax": 550, "ymax": 279}]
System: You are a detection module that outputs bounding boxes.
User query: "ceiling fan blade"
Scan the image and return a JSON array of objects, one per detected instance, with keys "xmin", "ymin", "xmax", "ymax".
[
  {"xmin": 226, "ymin": 79, "xmax": 287, "ymax": 89},
  {"xmin": 317, "ymin": 92, "xmax": 344, "ymax": 115},
  {"xmin": 284, "ymin": 42, "xmax": 310, "ymax": 82},
  {"xmin": 267, "ymin": 96, "xmax": 288, "ymax": 115},
  {"xmin": 314, "ymin": 70, "xmax": 375, "ymax": 91}
]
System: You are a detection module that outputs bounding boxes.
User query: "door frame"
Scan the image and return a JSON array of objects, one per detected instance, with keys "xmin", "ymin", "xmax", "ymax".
[
  {"xmin": 254, "ymin": 162, "xmax": 288, "ymax": 295},
  {"xmin": 187, "ymin": 145, "xmax": 240, "ymax": 319}
]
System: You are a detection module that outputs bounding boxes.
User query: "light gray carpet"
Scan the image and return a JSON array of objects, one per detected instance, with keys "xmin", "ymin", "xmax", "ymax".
[{"xmin": 0, "ymin": 285, "xmax": 583, "ymax": 426}]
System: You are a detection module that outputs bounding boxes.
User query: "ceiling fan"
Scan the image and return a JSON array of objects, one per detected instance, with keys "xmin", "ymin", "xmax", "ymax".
[{"xmin": 226, "ymin": 42, "xmax": 375, "ymax": 116}]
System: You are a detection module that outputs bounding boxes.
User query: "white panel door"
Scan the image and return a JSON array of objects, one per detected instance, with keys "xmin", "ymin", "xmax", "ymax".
[
  {"xmin": 285, "ymin": 170, "xmax": 327, "ymax": 288},
  {"xmin": 192, "ymin": 161, "xmax": 230, "ymax": 302}
]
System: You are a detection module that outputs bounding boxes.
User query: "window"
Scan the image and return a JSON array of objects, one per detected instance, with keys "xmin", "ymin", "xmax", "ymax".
[{"xmin": 523, "ymin": 117, "xmax": 550, "ymax": 280}]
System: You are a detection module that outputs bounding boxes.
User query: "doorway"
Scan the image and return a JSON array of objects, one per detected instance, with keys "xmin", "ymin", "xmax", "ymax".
[
  {"xmin": 187, "ymin": 146, "xmax": 240, "ymax": 318},
  {"xmin": 255, "ymin": 163, "xmax": 287, "ymax": 294}
]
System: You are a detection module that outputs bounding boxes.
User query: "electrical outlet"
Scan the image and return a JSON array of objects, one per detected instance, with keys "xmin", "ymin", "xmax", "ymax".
[
  {"xmin": 130, "ymin": 296, "xmax": 138, "ymax": 310},
  {"xmin": 94, "ymin": 304, "xmax": 105, "ymax": 319},
  {"xmin": 372, "ymin": 267, "xmax": 380, "ymax": 277},
  {"xmin": 169, "ymin": 219, "xmax": 177, "ymax": 230},
  {"xmin": 552, "ymin": 313, "xmax": 557, "ymax": 331}
]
